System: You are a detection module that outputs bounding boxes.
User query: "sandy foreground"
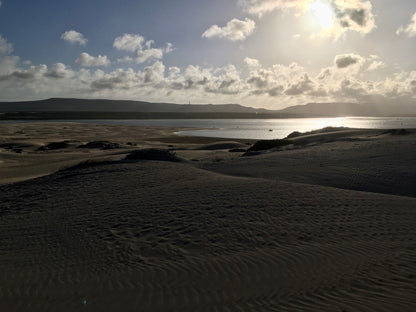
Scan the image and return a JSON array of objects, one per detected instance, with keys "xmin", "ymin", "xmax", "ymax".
[{"xmin": 0, "ymin": 122, "xmax": 415, "ymax": 311}]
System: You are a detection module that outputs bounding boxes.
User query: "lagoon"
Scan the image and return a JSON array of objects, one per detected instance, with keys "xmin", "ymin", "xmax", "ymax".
[{"xmin": 2, "ymin": 116, "xmax": 416, "ymax": 140}]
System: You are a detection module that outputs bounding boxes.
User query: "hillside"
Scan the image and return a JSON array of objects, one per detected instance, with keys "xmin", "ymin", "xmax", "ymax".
[
  {"xmin": 0, "ymin": 98, "xmax": 273, "ymax": 114},
  {"xmin": 1, "ymin": 98, "xmax": 415, "ymax": 118}
]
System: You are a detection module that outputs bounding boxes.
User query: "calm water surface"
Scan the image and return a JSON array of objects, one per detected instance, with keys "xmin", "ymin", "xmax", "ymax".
[{"xmin": 2, "ymin": 117, "xmax": 416, "ymax": 140}]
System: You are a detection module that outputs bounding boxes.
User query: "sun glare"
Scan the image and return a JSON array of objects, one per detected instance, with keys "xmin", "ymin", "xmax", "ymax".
[{"xmin": 308, "ymin": 0, "xmax": 335, "ymax": 29}]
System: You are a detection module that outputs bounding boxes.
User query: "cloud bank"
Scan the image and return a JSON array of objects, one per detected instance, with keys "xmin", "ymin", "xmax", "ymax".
[
  {"xmin": 1, "ymin": 50, "xmax": 414, "ymax": 108},
  {"xmin": 202, "ymin": 18, "xmax": 256, "ymax": 41},
  {"xmin": 61, "ymin": 30, "xmax": 87, "ymax": 46}
]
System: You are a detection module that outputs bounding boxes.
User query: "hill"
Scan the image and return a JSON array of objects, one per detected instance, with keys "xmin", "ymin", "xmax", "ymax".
[
  {"xmin": 0, "ymin": 98, "xmax": 273, "ymax": 114},
  {"xmin": 1, "ymin": 98, "xmax": 415, "ymax": 119}
]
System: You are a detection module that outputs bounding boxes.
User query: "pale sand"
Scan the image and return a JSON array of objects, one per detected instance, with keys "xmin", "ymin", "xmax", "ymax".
[{"xmin": 0, "ymin": 123, "xmax": 415, "ymax": 311}]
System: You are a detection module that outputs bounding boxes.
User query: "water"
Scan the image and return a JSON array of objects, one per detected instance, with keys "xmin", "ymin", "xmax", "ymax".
[{"xmin": 1, "ymin": 117, "xmax": 416, "ymax": 140}]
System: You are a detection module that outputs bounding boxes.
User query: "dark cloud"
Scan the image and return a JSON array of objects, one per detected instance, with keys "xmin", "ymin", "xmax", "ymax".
[
  {"xmin": 12, "ymin": 71, "xmax": 35, "ymax": 79},
  {"xmin": 285, "ymin": 73, "xmax": 313, "ymax": 95},
  {"xmin": 247, "ymin": 76, "xmax": 268, "ymax": 88},
  {"xmin": 335, "ymin": 54, "xmax": 363, "ymax": 69},
  {"xmin": 268, "ymin": 86, "xmax": 284, "ymax": 97},
  {"xmin": 410, "ymin": 80, "xmax": 416, "ymax": 94}
]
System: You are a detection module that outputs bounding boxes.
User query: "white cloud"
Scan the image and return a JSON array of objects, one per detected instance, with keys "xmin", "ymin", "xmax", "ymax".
[
  {"xmin": 238, "ymin": 0, "xmax": 308, "ymax": 17},
  {"xmin": 0, "ymin": 35, "xmax": 13, "ymax": 55},
  {"xmin": 136, "ymin": 48, "xmax": 164, "ymax": 64},
  {"xmin": 2, "ymin": 64, "xmax": 48, "ymax": 81},
  {"xmin": 144, "ymin": 61, "xmax": 166, "ymax": 83},
  {"xmin": 76, "ymin": 53, "xmax": 110, "ymax": 67},
  {"xmin": 396, "ymin": 12, "xmax": 416, "ymax": 38},
  {"xmin": 202, "ymin": 18, "xmax": 256, "ymax": 41},
  {"xmin": 61, "ymin": 30, "xmax": 87, "ymax": 46},
  {"xmin": 1, "ymin": 52, "xmax": 414, "ymax": 109},
  {"xmin": 113, "ymin": 34, "xmax": 145, "ymax": 52},
  {"xmin": 244, "ymin": 57, "xmax": 261, "ymax": 68},
  {"xmin": 367, "ymin": 60, "xmax": 385, "ymax": 71},
  {"xmin": 113, "ymin": 34, "xmax": 173, "ymax": 64},
  {"xmin": 45, "ymin": 63, "xmax": 73, "ymax": 78},
  {"xmin": 168, "ymin": 66, "xmax": 181, "ymax": 78},
  {"xmin": 165, "ymin": 42, "xmax": 174, "ymax": 53},
  {"xmin": 0, "ymin": 55, "xmax": 19, "ymax": 75}
]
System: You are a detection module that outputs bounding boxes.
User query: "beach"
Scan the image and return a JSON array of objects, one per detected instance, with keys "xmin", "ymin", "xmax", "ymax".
[{"xmin": 0, "ymin": 122, "xmax": 415, "ymax": 311}]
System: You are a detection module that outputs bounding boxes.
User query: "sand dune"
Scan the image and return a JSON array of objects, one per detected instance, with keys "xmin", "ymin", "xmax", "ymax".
[{"xmin": 0, "ymin": 123, "xmax": 415, "ymax": 311}]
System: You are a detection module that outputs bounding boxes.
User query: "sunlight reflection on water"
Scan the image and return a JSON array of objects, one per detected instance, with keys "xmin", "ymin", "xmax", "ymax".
[
  {"xmin": 175, "ymin": 117, "xmax": 416, "ymax": 139},
  {"xmin": 2, "ymin": 117, "xmax": 415, "ymax": 140}
]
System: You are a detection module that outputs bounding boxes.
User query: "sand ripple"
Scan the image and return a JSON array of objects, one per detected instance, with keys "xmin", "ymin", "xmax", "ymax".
[{"xmin": 1, "ymin": 161, "xmax": 415, "ymax": 311}]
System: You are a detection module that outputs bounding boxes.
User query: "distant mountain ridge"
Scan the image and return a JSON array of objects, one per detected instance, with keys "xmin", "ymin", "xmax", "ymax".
[
  {"xmin": 278, "ymin": 102, "xmax": 416, "ymax": 116},
  {"xmin": 0, "ymin": 98, "xmax": 274, "ymax": 114},
  {"xmin": 0, "ymin": 98, "xmax": 415, "ymax": 117}
]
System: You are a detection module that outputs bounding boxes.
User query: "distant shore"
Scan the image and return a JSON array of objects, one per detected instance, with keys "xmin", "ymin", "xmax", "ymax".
[
  {"xmin": 2, "ymin": 111, "xmax": 416, "ymax": 120},
  {"xmin": 1, "ymin": 122, "xmax": 415, "ymax": 311}
]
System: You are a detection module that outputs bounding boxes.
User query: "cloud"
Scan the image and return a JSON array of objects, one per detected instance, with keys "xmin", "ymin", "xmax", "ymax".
[
  {"xmin": 165, "ymin": 43, "xmax": 174, "ymax": 53},
  {"xmin": 44, "ymin": 63, "xmax": 73, "ymax": 78},
  {"xmin": 0, "ymin": 56, "xmax": 19, "ymax": 76},
  {"xmin": 238, "ymin": 0, "xmax": 308, "ymax": 17},
  {"xmin": 144, "ymin": 61, "xmax": 166, "ymax": 83},
  {"xmin": 113, "ymin": 34, "xmax": 173, "ymax": 64},
  {"xmin": 239, "ymin": 0, "xmax": 375, "ymax": 38},
  {"xmin": 61, "ymin": 30, "xmax": 87, "ymax": 46},
  {"xmin": 91, "ymin": 68, "xmax": 141, "ymax": 90},
  {"xmin": 0, "ymin": 1, "xmax": 2, "ymax": 8},
  {"xmin": 244, "ymin": 57, "xmax": 261, "ymax": 68},
  {"xmin": 113, "ymin": 34, "xmax": 145, "ymax": 52},
  {"xmin": 136, "ymin": 48, "xmax": 164, "ymax": 64},
  {"xmin": 396, "ymin": 12, "xmax": 416, "ymax": 38},
  {"xmin": 76, "ymin": 53, "xmax": 110, "ymax": 67},
  {"xmin": 285, "ymin": 73, "xmax": 314, "ymax": 95},
  {"xmin": 367, "ymin": 60, "xmax": 385, "ymax": 71},
  {"xmin": 202, "ymin": 18, "xmax": 255, "ymax": 41},
  {"xmin": 333, "ymin": 0, "xmax": 376, "ymax": 35},
  {"xmin": 0, "ymin": 49, "xmax": 414, "ymax": 109},
  {"xmin": 334, "ymin": 53, "xmax": 364, "ymax": 68},
  {"xmin": 2, "ymin": 64, "xmax": 48, "ymax": 81},
  {"xmin": 0, "ymin": 35, "xmax": 13, "ymax": 55}
]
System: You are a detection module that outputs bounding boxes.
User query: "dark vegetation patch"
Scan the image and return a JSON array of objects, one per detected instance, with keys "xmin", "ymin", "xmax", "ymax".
[
  {"xmin": 245, "ymin": 139, "xmax": 293, "ymax": 154},
  {"xmin": 286, "ymin": 126, "xmax": 348, "ymax": 139},
  {"xmin": 381, "ymin": 129, "xmax": 410, "ymax": 136},
  {"xmin": 0, "ymin": 143, "xmax": 32, "ymax": 153},
  {"xmin": 37, "ymin": 141, "xmax": 72, "ymax": 151},
  {"xmin": 229, "ymin": 148, "xmax": 247, "ymax": 153},
  {"xmin": 78, "ymin": 141, "xmax": 120, "ymax": 149},
  {"xmin": 196, "ymin": 142, "xmax": 248, "ymax": 150},
  {"xmin": 125, "ymin": 148, "xmax": 181, "ymax": 162}
]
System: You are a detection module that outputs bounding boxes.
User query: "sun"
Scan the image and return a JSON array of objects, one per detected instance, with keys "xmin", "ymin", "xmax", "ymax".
[{"xmin": 308, "ymin": 0, "xmax": 335, "ymax": 29}]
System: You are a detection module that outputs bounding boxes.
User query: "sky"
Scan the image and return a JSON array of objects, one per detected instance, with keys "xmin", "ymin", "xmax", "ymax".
[{"xmin": 0, "ymin": 0, "xmax": 415, "ymax": 109}]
